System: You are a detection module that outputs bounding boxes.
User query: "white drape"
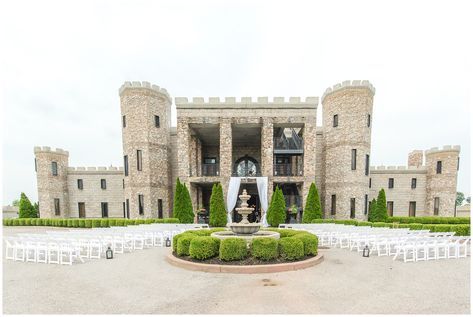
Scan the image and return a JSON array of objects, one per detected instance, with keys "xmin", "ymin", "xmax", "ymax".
[
  {"xmin": 256, "ymin": 177, "xmax": 269, "ymax": 227},
  {"xmin": 226, "ymin": 177, "xmax": 241, "ymax": 223}
]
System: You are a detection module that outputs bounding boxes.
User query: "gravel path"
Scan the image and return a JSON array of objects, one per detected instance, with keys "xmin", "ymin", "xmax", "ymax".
[{"xmin": 2, "ymin": 226, "xmax": 470, "ymax": 314}]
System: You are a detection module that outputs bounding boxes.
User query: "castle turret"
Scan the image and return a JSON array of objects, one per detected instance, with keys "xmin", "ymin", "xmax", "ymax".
[
  {"xmin": 119, "ymin": 81, "xmax": 172, "ymax": 218},
  {"xmin": 322, "ymin": 80, "xmax": 375, "ymax": 219},
  {"xmin": 34, "ymin": 146, "xmax": 70, "ymax": 218},
  {"xmin": 408, "ymin": 150, "xmax": 424, "ymax": 167},
  {"xmin": 424, "ymin": 145, "xmax": 460, "ymax": 216}
]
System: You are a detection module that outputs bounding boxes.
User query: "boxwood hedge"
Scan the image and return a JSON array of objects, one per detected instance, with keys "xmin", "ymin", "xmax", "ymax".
[
  {"xmin": 219, "ymin": 238, "xmax": 247, "ymax": 261},
  {"xmin": 189, "ymin": 236, "xmax": 220, "ymax": 260},
  {"xmin": 251, "ymin": 237, "xmax": 279, "ymax": 261},
  {"xmin": 278, "ymin": 237, "xmax": 304, "ymax": 261}
]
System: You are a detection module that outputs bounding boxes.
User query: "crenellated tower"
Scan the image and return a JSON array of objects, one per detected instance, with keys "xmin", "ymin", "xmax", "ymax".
[
  {"xmin": 424, "ymin": 145, "xmax": 460, "ymax": 216},
  {"xmin": 119, "ymin": 81, "xmax": 172, "ymax": 218},
  {"xmin": 34, "ymin": 146, "xmax": 70, "ymax": 218},
  {"xmin": 322, "ymin": 80, "xmax": 375, "ymax": 219}
]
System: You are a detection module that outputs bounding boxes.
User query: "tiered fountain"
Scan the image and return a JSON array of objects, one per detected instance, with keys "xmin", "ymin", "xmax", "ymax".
[{"xmin": 211, "ymin": 189, "xmax": 280, "ymax": 242}]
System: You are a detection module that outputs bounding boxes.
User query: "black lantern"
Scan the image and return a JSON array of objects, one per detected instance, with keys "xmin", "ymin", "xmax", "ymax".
[
  {"xmin": 106, "ymin": 246, "xmax": 113, "ymax": 259},
  {"xmin": 362, "ymin": 245, "xmax": 370, "ymax": 257},
  {"xmin": 165, "ymin": 237, "xmax": 171, "ymax": 248}
]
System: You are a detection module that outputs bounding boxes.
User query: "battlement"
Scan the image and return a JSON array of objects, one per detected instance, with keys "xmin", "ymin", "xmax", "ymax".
[
  {"xmin": 34, "ymin": 146, "xmax": 69, "ymax": 156},
  {"xmin": 67, "ymin": 166, "xmax": 124, "ymax": 173},
  {"xmin": 119, "ymin": 81, "xmax": 171, "ymax": 101},
  {"xmin": 370, "ymin": 165, "xmax": 427, "ymax": 173},
  {"xmin": 321, "ymin": 80, "xmax": 376, "ymax": 103},
  {"xmin": 175, "ymin": 96, "xmax": 318, "ymax": 109},
  {"xmin": 425, "ymin": 145, "xmax": 461, "ymax": 155}
]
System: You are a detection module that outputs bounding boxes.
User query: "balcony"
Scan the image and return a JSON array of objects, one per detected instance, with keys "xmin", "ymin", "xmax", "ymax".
[
  {"xmin": 273, "ymin": 163, "xmax": 303, "ymax": 176},
  {"xmin": 201, "ymin": 163, "xmax": 219, "ymax": 176}
]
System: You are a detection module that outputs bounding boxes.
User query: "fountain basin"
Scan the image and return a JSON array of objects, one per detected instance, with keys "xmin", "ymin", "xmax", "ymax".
[
  {"xmin": 229, "ymin": 222, "xmax": 261, "ymax": 234},
  {"xmin": 211, "ymin": 230, "xmax": 280, "ymax": 243}
]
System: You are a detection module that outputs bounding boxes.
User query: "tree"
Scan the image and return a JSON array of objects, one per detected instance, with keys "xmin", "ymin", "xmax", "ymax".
[
  {"xmin": 267, "ymin": 186, "xmax": 286, "ymax": 227},
  {"xmin": 456, "ymin": 192, "xmax": 465, "ymax": 206},
  {"xmin": 368, "ymin": 198, "xmax": 377, "ymax": 222},
  {"xmin": 374, "ymin": 189, "xmax": 388, "ymax": 222},
  {"xmin": 33, "ymin": 202, "xmax": 39, "ymax": 217},
  {"xmin": 18, "ymin": 192, "xmax": 37, "ymax": 218},
  {"xmin": 302, "ymin": 182, "xmax": 322, "ymax": 223},
  {"xmin": 173, "ymin": 178, "xmax": 183, "ymax": 218},
  {"xmin": 466, "ymin": 197, "xmax": 471, "ymax": 204},
  {"xmin": 265, "ymin": 189, "xmax": 276, "ymax": 225},
  {"xmin": 173, "ymin": 178, "xmax": 194, "ymax": 223},
  {"xmin": 12, "ymin": 199, "xmax": 20, "ymax": 207},
  {"xmin": 209, "ymin": 183, "xmax": 227, "ymax": 227}
]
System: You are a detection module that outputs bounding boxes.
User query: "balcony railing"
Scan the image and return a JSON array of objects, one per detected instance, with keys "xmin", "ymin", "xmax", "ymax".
[
  {"xmin": 201, "ymin": 163, "xmax": 219, "ymax": 176},
  {"xmin": 273, "ymin": 163, "xmax": 303, "ymax": 176},
  {"xmin": 273, "ymin": 137, "xmax": 304, "ymax": 154}
]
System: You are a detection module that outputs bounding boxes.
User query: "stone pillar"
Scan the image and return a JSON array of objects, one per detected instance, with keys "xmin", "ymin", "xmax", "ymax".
[
  {"xmin": 189, "ymin": 135, "xmax": 197, "ymax": 177},
  {"xmin": 177, "ymin": 117, "xmax": 190, "ymax": 178},
  {"xmin": 408, "ymin": 150, "xmax": 423, "ymax": 167},
  {"xmin": 219, "ymin": 119, "xmax": 233, "ymax": 207},
  {"xmin": 261, "ymin": 119, "xmax": 274, "ymax": 177},
  {"xmin": 196, "ymin": 139, "xmax": 202, "ymax": 177},
  {"xmin": 303, "ymin": 120, "xmax": 317, "ymax": 178}
]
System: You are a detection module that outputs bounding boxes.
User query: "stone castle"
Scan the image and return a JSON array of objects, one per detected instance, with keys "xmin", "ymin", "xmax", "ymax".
[{"xmin": 34, "ymin": 80, "xmax": 461, "ymax": 220}]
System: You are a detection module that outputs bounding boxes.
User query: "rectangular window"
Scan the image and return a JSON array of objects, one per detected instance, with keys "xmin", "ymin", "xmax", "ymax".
[
  {"xmin": 409, "ymin": 201, "xmax": 416, "ymax": 217},
  {"xmin": 364, "ymin": 195, "xmax": 368, "ymax": 215},
  {"xmin": 369, "ymin": 178, "xmax": 372, "ymax": 188},
  {"xmin": 137, "ymin": 150, "xmax": 142, "ymax": 171},
  {"xmin": 158, "ymin": 199, "xmax": 163, "ymax": 219},
  {"xmin": 388, "ymin": 178, "xmax": 394, "ymax": 189},
  {"xmin": 123, "ymin": 202, "xmax": 126, "ymax": 218},
  {"xmin": 351, "ymin": 149, "xmax": 357, "ymax": 170},
  {"xmin": 434, "ymin": 197, "xmax": 440, "ymax": 215},
  {"xmin": 100, "ymin": 179, "xmax": 107, "ymax": 189},
  {"xmin": 365, "ymin": 154, "xmax": 370, "ymax": 176},
  {"xmin": 138, "ymin": 194, "xmax": 144, "ymax": 215},
  {"xmin": 436, "ymin": 161, "xmax": 442, "ymax": 174},
  {"xmin": 126, "ymin": 199, "xmax": 130, "ymax": 219},
  {"xmin": 101, "ymin": 202, "xmax": 109, "ymax": 218},
  {"xmin": 367, "ymin": 114, "xmax": 371, "ymax": 127},
  {"xmin": 331, "ymin": 195, "xmax": 336, "ymax": 215},
  {"xmin": 122, "ymin": 179, "xmax": 125, "ymax": 189},
  {"xmin": 77, "ymin": 179, "xmax": 83, "ymax": 190},
  {"xmin": 155, "ymin": 115, "xmax": 160, "ymax": 128},
  {"xmin": 54, "ymin": 198, "xmax": 60, "ymax": 216},
  {"xmin": 34, "ymin": 158, "xmax": 37, "ymax": 172},
  {"xmin": 124, "ymin": 155, "xmax": 129, "ymax": 177},
  {"xmin": 411, "ymin": 178, "xmax": 417, "ymax": 189},
  {"xmin": 350, "ymin": 198, "xmax": 356, "ymax": 219},
  {"xmin": 78, "ymin": 202, "xmax": 86, "ymax": 218},
  {"xmin": 122, "ymin": 115, "xmax": 126, "ymax": 128},
  {"xmin": 52, "ymin": 162, "xmax": 58, "ymax": 176},
  {"xmin": 387, "ymin": 201, "xmax": 394, "ymax": 216},
  {"xmin": 333, "ymin": 114, "xmax": 338, "ymax": 127},
  {"xmin": 457, "ymin": 157, "xmax": 460, "ymax": 171}
]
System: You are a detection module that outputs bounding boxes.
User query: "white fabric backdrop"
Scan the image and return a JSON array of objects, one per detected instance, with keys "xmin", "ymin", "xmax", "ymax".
[
  {"xmin": 256, "ymin": 177, "xmax": 269, "ymax": 227},
  {"xmin": 226, "ymin": 177, "xmax": 241, "ymax": 223}
]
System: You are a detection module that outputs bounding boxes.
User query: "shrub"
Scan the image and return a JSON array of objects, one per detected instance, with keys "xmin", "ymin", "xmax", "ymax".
[
  {"xmin": 453, "ymin": 225, "xmax": 470, "ymax": 236},
  {"xmin": 251, "ymin": 237, "xmax": 279, "ymax": 261},
  {"xmin": 173, "ymin": 233, "xmax": 196, "ymax": 252},
  {"xmin": 108, "ymin": 219, "xmax": 116, "ymax": 226},
  {"xmin": 374, "ymin": 189, "xmax": 388, "ymax": 222},
  {"xmin": 302, "ymin": 182, "xmax": 322, "ymax": 223},
  {"xmin": 219, "ymin": 238, "xmax": 247, "ymax": 261},
  {"xmin": 311, "ymin": 219, "xmax": 324, "ymax": 224},
  {"xmin": 293, "ymin": 233, "xmax": 318, "ymax": 256},
  {"xmin": 91, "ymin": 219, "xmax": 101, "ymax": 227},
  {"xmin": 371, "ymin": 222, "xmax": 391, "ymax": 228},
  {"xmin": 267, "ymin": 186, "xmax": 287, "ymax": 227},
  {"xmin": 265, "ymin": 228, "xmax": 299, "ymax": 238},
  {"xmin": 18, "ymin": 219, "xmax": 26, "ymax": 226},
  {"xmin": 78, "ymin": 219, "xmax": 86, "ymax": 228},
  {"xmin": 12, "ymin": 219, "xmax": 20, "ymax": 226},
  {"xmin": 368, "ymin": 198, "xmax": 377, "ymax": 222},
  {"xmin": 189, "ymin": 236, "xmax": 220, "ymax": 260},
  {"xmin": 24, "ymin": 218, "xmax": 31, "ymax": 226},
  {"xmin": 85, "ymin": 220, "xmax": 92, "ymax": 228},
  {"xmin": 173, "ymin": 178, "xmax": 195, "ymax": 223},
  {"xmin": 408, "ymin": 223, "xmax": 423, "ymax": 230},
  {"xmin": 164, "ymin": 218, "xmax": 180, "ymax": 223},
  {"xmin": 357, "ymin": 221, "xmax": 372, "ymax": 227},
  {"xmin": 116, "ymin": 219, "xmax": 125, "ymax": 226},
  {"xmin": 177, "ymin": 234, "xmax": 196, "ymax": 256},
  {"xmin": 18, "ymin": 192, "xmax": 38, "ymax": 218},
  {"xmin": 3, "ymin": 219, "xmax": 10, "ymax": 226},
  {"xmin": 209, "ymin": 183, "xmax": 227, "ymax": 227},
  {"xmin": 100, "ymin": 219, "xmax": 109, "ymax": 227},
  {"xmin": 279, "ymin": 237, "xmax": 304, "ymax": 261},
  {"xmin": 335, "ymin": 219, "xmax": 358, "ymax": 226},
  {"xmin": 74, "ymin": 219, "xmax": 80, "ymax": 228}
]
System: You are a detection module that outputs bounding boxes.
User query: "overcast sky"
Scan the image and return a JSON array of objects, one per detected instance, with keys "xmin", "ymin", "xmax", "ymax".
[{"xmin": 1, "ymin": 0, "xmax": 471, "ymax": 205}]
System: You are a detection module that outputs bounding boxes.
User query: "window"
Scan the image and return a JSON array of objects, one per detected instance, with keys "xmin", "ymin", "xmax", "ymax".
[
  {"xmin": 434, "ymin": 197, "xmax": 440, "ymax": 215},
  {"xmin": 123, "ymin": 202, "xmax": 126, "ymax": 218},
  {"xmin": 137, "ymin": 150, "xmax": 142, "ymax": 171},
  {"xmin": 367, "ymin": 114, "xmax": 371, "ymax": 127},
  {"xmin": 122, "ymin": 179, "xmax": 125, "ymax": 189},
  {"xmin": 78, "ymin": 202, "xmax": 86, "ymax": 218},
  {"xmin": 101, "ymin": 202, "xmax": 109, "ymax": 218},
  {"xmin": 409, "ymin": 201, "xmax": 416, "ymax": 217},
  {"xmin": 365, "ymin": 154, "xmax": 370, "ymax": 176},
  {"xmin": 331, "ymin": 195, "xmax": 336, "ymax": 215},
  {"xmin": 411, "ymin": 178, "xmax": 417, "ymax": 189},
  {"xmin": 369, "ymin": 178, "xmax": 372, "ymax": 188},
  {"xmin": 138, "ymin": 194, "xmax": 144, "ymax": 215},
  {"xmin": 350, "ymin": 198, "xmax": 356, "ymax": 219},
  {"xmin": 124, "ymin": 155, "xmax": 129, "ymax": 176},
  {"xmin": 351, "ymin": 149, "xmax": 357, "ymax": 170},
  {"xmin": 122, "ymin": 115, "xmax": 126, "ymax": 128},
  {"xmin": 387, "ymin": 201, "xmax": 394, "ymax": 216},
  {"xmin": 100, "ymin": 179, "xmax": 107, "ymax": 190},
  {"xmin": 126, "ymin": 199, "xmax": 130, "ymax": 219},
  {"xmin": 155, "ymin": 115, "xmax": 160, "ymax": 128},
  {"xmin": 34, "ymin": 158, "xmax": 37, "ymax": 172},
  {"xmin": 54, "ymin": 198, "xmax": 60, "ymax": 216},
  {"xmin": 457, "ymin": 157, "xmax": 460, "ymax": 171},
  {"xmin": 52, "ymin": 162, "xmax": 58, "ymax": 176},
  {"xmin": 333, "ymin": 114, "xmax": 338, "ymax": 127},
  {"xmin": 388, "ymin": 178, "xmax": 394, "ymax": 189},
  {"xmin": 158, "ymin": 199, "xmax": 163, "ymax": 219},
  {"xmin": 436, "ymin": 161, "xmax": 442, "ymax": 174},
  {"xmin": 77, "ymin": 179, "xmax": 83, "ymax": 190},
  {"xmin": 364, "ymin": 195, "xmax": 368, "ymax": 215}
]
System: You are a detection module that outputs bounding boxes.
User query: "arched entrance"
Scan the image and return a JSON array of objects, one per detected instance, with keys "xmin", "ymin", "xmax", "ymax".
[{"xmin": 233, "ymin": 155, "xmax": 260, "ymax": 177}]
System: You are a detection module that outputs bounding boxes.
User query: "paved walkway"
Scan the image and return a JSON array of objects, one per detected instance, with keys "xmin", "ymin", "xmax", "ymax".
[{"xmin": 2, "ymin": 226, "xmax": 470, "ymax": 314}]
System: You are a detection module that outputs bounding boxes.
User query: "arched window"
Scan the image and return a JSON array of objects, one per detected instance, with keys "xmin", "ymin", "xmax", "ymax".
[{"xmin": 233, "ymin": 155, "xmax": 260, "ymax": 177}]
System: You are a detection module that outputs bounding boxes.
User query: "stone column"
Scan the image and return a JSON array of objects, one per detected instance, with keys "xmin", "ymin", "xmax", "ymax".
[
  {"xmin": 261, "ymin": 118, "xmax": 274, "ymax": 177},
  {"xmin": 189, "ymin": 135, "xmax": 197, "ymax": 177},
  {"xmin": 177, "ymin": 117, "xmax": 190, "ymax": 178},
  {"xmin": 219, "ymin": 119, "xmax": 232, "ymax": 205},
  {"xmin": 196, "ymin": 138, "xmax": 202, "ymax": 177}
]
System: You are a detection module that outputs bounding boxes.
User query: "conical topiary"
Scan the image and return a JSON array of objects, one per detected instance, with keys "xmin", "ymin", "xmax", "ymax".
[
  {"xmin": 209, "ymin": 183, "xmax": 227, "ymax": 227},
  {"xmin": 302, "ymin": 182, "xmax": 322, "ymax": 223},
  {"xmin": 180, "ymin": 183, "xmax": 195, "ymax": 223},
  {"xmin": 267, "ymin": 187, "xmax": 287, "ymax": 227},
  {"xmin": 18, "ymin": 192, "xmax": 37, "ymax": 218},
  {"xmin": 173, "ymin": 178, "xmax": 183, "ymax": 219},
  {"xmin": 376, "ymin": 188, "xmax": 388, "ymax": 222},
  {"xmin": 368, "ymin": 198, "xmax": 377, "ymax": 222}
]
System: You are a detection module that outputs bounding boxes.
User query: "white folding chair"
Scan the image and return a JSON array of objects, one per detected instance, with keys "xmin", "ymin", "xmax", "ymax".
[{"xmin": 47, "ymin": 242, "xmax": 60, "ymax": 264}]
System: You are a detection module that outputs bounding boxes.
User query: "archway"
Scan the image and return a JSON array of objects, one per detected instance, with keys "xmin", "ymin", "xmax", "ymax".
[{"xmin": 233, "ymin": 155, "xmax": 260, "ymax": 177}]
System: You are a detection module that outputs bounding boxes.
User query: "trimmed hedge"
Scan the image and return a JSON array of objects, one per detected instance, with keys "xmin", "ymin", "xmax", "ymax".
[
  {"xmin": 177, "ymin": 234, "xmax": 196, "ymax": 256},
  {"xmin": 279, "ymin": 237, "xmax": 304, "ymax": 261},
  {"xmin": 265, "ymin": 228, "xmax": 299, "ymax": 237},
  {"xmin": 219, "ymin": 238, "xmax": 247, "ymax": 261},
  {"xmin": 189, "ymin": 236, "xmax": 220, "ymax": 260},
  {"xmin": 387, "ymin": 216, "xmax": 470, "ymax": 224},
  {"xmin": 293, "ymin": 233, "xmax": 318, "ymax": 256},
  {"xmin": 251, "ymin": 237, "xmax": 279, "ymax": 261},
  {"xmin": 3, "ymin": 217, "xmax": 182, "ymax": 228}
]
